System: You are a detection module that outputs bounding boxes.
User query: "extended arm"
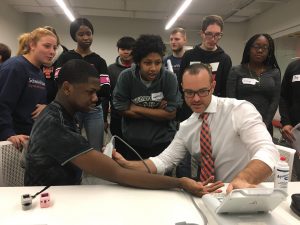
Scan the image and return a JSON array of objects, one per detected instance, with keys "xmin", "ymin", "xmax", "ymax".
[
  {"xmin": 227, "ymin": 159, "xmax": 272, "ymax": 193},
  {"xmin": 72, "ymin": 150, "xmax": 224, "ymax": 197},
  {"xmin": 227, "ymin": 102, "xmax": 279, "ymax": 193}
]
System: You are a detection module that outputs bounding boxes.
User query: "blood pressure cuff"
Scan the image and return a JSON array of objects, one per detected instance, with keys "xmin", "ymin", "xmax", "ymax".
[{"xmin": 290, "ymin": 194, "xmax": 300, "ymax": 217}]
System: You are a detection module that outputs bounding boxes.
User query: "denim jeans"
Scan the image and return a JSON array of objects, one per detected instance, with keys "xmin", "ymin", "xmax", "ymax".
[{"xmin": 77, "ymin": 105, "xmax": 104, "ymax": 151}]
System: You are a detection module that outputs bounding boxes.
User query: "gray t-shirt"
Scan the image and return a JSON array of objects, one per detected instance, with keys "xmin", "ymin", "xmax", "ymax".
[{"xmin": 25, "ymin": 101, "xmax": 92, "ymax": 186}]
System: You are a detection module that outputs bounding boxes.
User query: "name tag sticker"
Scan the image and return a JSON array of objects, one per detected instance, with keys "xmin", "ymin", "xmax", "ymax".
[
  {"xmin": 242, "ymin": 78, "xmax": 258, "ymax": 85},
  {"xmin": 151, "ymin": 92, "xmax": 164, "ymax": 101},
  {"xmin": 292, "ymin": 75, "xmax": 300, "ymax": 82},
  {"xmin": 210, "ymin": 62, "xmax": 219, "ymax": 72},
  {"xmin": 190, "ymin": 61, "xmax": 201, "ymax": 65}
]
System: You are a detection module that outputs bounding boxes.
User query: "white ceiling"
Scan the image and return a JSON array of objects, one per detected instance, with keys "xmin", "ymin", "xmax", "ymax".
[{"xmin": 5, "ymin": 0, "xmax": 290, "ymax": 29}]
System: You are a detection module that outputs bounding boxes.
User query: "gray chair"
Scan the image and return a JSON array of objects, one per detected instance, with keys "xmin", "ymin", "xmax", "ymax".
[{"xmin": 0, "ymin": 141, "xmax": 25, "ymax": 186}]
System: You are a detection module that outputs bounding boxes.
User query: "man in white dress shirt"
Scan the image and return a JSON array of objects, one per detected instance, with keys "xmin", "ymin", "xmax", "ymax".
[{"xmin": 113, "ymin": 63, "xmax": 279, "ymax": 193}]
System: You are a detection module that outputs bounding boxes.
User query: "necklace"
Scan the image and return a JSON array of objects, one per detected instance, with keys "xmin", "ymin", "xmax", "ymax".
[{"xmin": 247, "ymin": 63, "xmax": 264, "ymax": 85}]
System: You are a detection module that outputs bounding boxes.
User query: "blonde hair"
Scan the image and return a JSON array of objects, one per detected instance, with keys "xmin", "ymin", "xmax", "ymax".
[
  {"xmin": 17, "ymin": 33, "xmax": 30, "ymax": 56},
  {"xmin": 43, "ymin": 26, "xmax": 60, "ymax": 46},
  {"xmin": 17, "ymin": 27, "xmax": 57, "ymax": 56}
]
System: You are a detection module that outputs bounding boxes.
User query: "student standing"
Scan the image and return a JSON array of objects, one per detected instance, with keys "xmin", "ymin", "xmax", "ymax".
[
  {"xmin": 279, "ymin": 59, "xmax": 300, "ymax": 181},
  {"xmin": 113, "ymin": 35, "xmax": 182, "ymax": 160},
  {"xmin": 56, "ymin": 18, "xmax": 110, "ymax": 150},
  {"xmin": 104, "ymin": 36, "xmax": 135, "ymax": 153},
  {"xmin": 0, "ymin": 28, "xmax": 57, "ymax": 148},
  {"xmin": 227, "ymin": 34, "xmax": 281, "ymax": 135},
  {"xmin": 164, "ymin": 27, "xmax": 187, "ymax": 77}
]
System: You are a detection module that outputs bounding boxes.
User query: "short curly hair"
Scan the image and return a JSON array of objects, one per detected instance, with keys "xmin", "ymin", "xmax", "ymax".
[
  {"xmin": 132, "ymin": 34, "xmax": 166, "ymax": 64},
  {"xmin": 70, "ymin": 18, "xmax": 94, "ymax": 42}
]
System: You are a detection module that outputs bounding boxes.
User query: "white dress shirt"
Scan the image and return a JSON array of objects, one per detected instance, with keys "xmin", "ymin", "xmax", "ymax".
[{"xmin": 150, "ymin": 96, "xmax": 279, "ymax": 182}]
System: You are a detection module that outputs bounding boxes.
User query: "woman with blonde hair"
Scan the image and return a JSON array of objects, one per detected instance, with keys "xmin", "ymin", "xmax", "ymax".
[
  {"xmin": 42, "ymin": 26, "xmax": 68, "ymax": 103},
  {"xmin": 0, "ymin": 27, "xmax": 57, "ymax": 148},
  {"xmin": 16, "ymin": 32, "xmax": 30, "ymax": 56}
]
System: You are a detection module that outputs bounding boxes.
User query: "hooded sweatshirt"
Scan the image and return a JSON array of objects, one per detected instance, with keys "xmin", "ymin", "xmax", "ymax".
[{"xmin": 177, "ymin": 44, "xmax": 232, "ymax": 121}]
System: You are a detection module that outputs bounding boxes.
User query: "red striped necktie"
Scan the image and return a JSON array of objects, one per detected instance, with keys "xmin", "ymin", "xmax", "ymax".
[{"xmin": 199, "ymin": 113, "xmax": 214, "ymax": 181}]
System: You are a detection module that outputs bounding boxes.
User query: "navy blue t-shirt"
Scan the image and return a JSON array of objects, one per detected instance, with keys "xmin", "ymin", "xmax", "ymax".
[
  {"xmin": 164, "ymin": 55, "xmax": 182, "ymax": 78},
  {"xmin": 0, "ymin": 56, "xmax": 47, "ymax": 140},
  {"xmin": 25, "ymin": 101, "xmax": 92, "ymax": 186}
]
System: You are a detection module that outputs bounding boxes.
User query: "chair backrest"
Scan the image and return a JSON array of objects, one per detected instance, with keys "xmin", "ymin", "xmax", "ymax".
[
  {"xmin": 265, "ymin": 144, "xmax": 296, "ymax": 182},
  {"xmin": 0, "ymin": 141, "xmax": 25, "ymax": 186}
]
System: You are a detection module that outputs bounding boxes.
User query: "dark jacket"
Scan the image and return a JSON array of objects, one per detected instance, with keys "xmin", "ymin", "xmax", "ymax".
[{"xmin": 279, "ymin": 59, "xmax": 300, "ymax": 126}]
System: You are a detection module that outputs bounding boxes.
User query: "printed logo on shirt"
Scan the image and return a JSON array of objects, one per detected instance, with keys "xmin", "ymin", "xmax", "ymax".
[
  {"xmin": 28, "ymin": 77, "xmax": 46, "ymax": 89},
  {"xmin": 43, "ymin": 66, "xmax": 54, "ymax": 79},
  {"xmin": 132, "ymin": 96, "xmax": 161, "ymax": 108},
  {"xmin": 292, "ymin": 75, "xmax": 300, "ymax": 82},
  {"xmin": 242, "ymin": 78, "xmax": 258, "ymax": 85}
]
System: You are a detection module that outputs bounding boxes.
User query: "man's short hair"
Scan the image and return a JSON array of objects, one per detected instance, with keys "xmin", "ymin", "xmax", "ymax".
[
  {"xmin": 184, "ymin": 63, "xmax": 213, "ymax": 82},
  {"xmin": 57, "ymin": 59, "xmax": 98, "ymax": 87},
  {"xmin": 117, "ymin": 36, "xmax": 135, "ymax": 50},
  {"xmin": 0, "ymin": 43, "xmax": 11, "ymax": 62},
  {"xmin": 70, "ymin": 18, "xmax": 94, "ymax": 42},
  {"xmin": 170, "ymin": 27, "xmax": 186, "ymax": 38},
  {"xmin": 201, "ymin": 15, "xmax": 224, "ymax": 32}
]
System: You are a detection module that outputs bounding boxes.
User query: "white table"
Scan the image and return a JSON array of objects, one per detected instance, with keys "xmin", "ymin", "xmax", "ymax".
[
  {"xmin": 0, "ymin": 184, "xmax": 206, "ymax": 225},
  {"xmin": 0, "ymin": 182, "xmax": 299, "ymax": 225},
  {"xmin": 193, "ymin": 182, "xmax": 300, "ymax": 225}
]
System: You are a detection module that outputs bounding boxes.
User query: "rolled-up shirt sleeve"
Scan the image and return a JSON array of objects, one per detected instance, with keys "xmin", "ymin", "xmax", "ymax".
[
  {"xmin": 232, "ymin": 102, "xmax": 279, "ymax": 171},
  {"xmin": 149, "ymin": 129, "xmax": 188, "ymax": 174}
]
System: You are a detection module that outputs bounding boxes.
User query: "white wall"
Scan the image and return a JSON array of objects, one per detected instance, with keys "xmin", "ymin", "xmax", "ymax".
[
  {"xmin": 24, "ymin": 14, "xmax": 246, "ymax": 65},
  {"xmin": 247, "ymin": 0, "xmax": 300, "ymax": 38},
  {"xmin": 219, "ymin": 22, "xmax": 247, "ymax": 66},
  {"xmin": 2, "ymin": 0, "xmax": 299, "ymax": 66},
  {"xmin": 275, "ymin": 37, "xmax": 300, "ymax": 74},
  {"xmin": 246, "ymin": 0, "xmax": 300, "ymax": 73},
  {"xmin": 0, "ymin": 1, "xmax": 26, "ymax": 55}
]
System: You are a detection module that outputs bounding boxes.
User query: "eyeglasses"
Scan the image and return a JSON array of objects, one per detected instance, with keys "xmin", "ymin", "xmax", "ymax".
[
  {"xmin": 203, "ymin": 32, "xmax": 223, "ymax": 40},
  {"xmin": 251, "ymin": 44, "xmax": 269, "ymax": 51},
  {"xmin": 183, "ymin": 88, "xmax": 212, "ymax": 98}
]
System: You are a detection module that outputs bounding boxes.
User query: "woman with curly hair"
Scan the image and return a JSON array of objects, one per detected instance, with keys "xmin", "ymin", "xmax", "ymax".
[
  {"xmin": 226, "ymin": 34, "xmax": 281, "ymax": 135},
  {"xmin": 113, "ymin": 34, "xmax": 182, "ymax": 160}
]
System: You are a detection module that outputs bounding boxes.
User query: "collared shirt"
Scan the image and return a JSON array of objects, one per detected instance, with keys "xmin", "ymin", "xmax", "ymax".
[
  {"xmin": 150, "ymin": 95, "xmax": 279, "ymax": 182},
  {"xmin": 25, "ymin": 102, "xmax": 92, "ymax": 186}
]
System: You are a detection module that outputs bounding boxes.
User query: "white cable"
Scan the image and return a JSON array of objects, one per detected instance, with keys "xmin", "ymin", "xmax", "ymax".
[{"xmin": 111, "ymin": 135, "xmax": 152, "ymax": 174}]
